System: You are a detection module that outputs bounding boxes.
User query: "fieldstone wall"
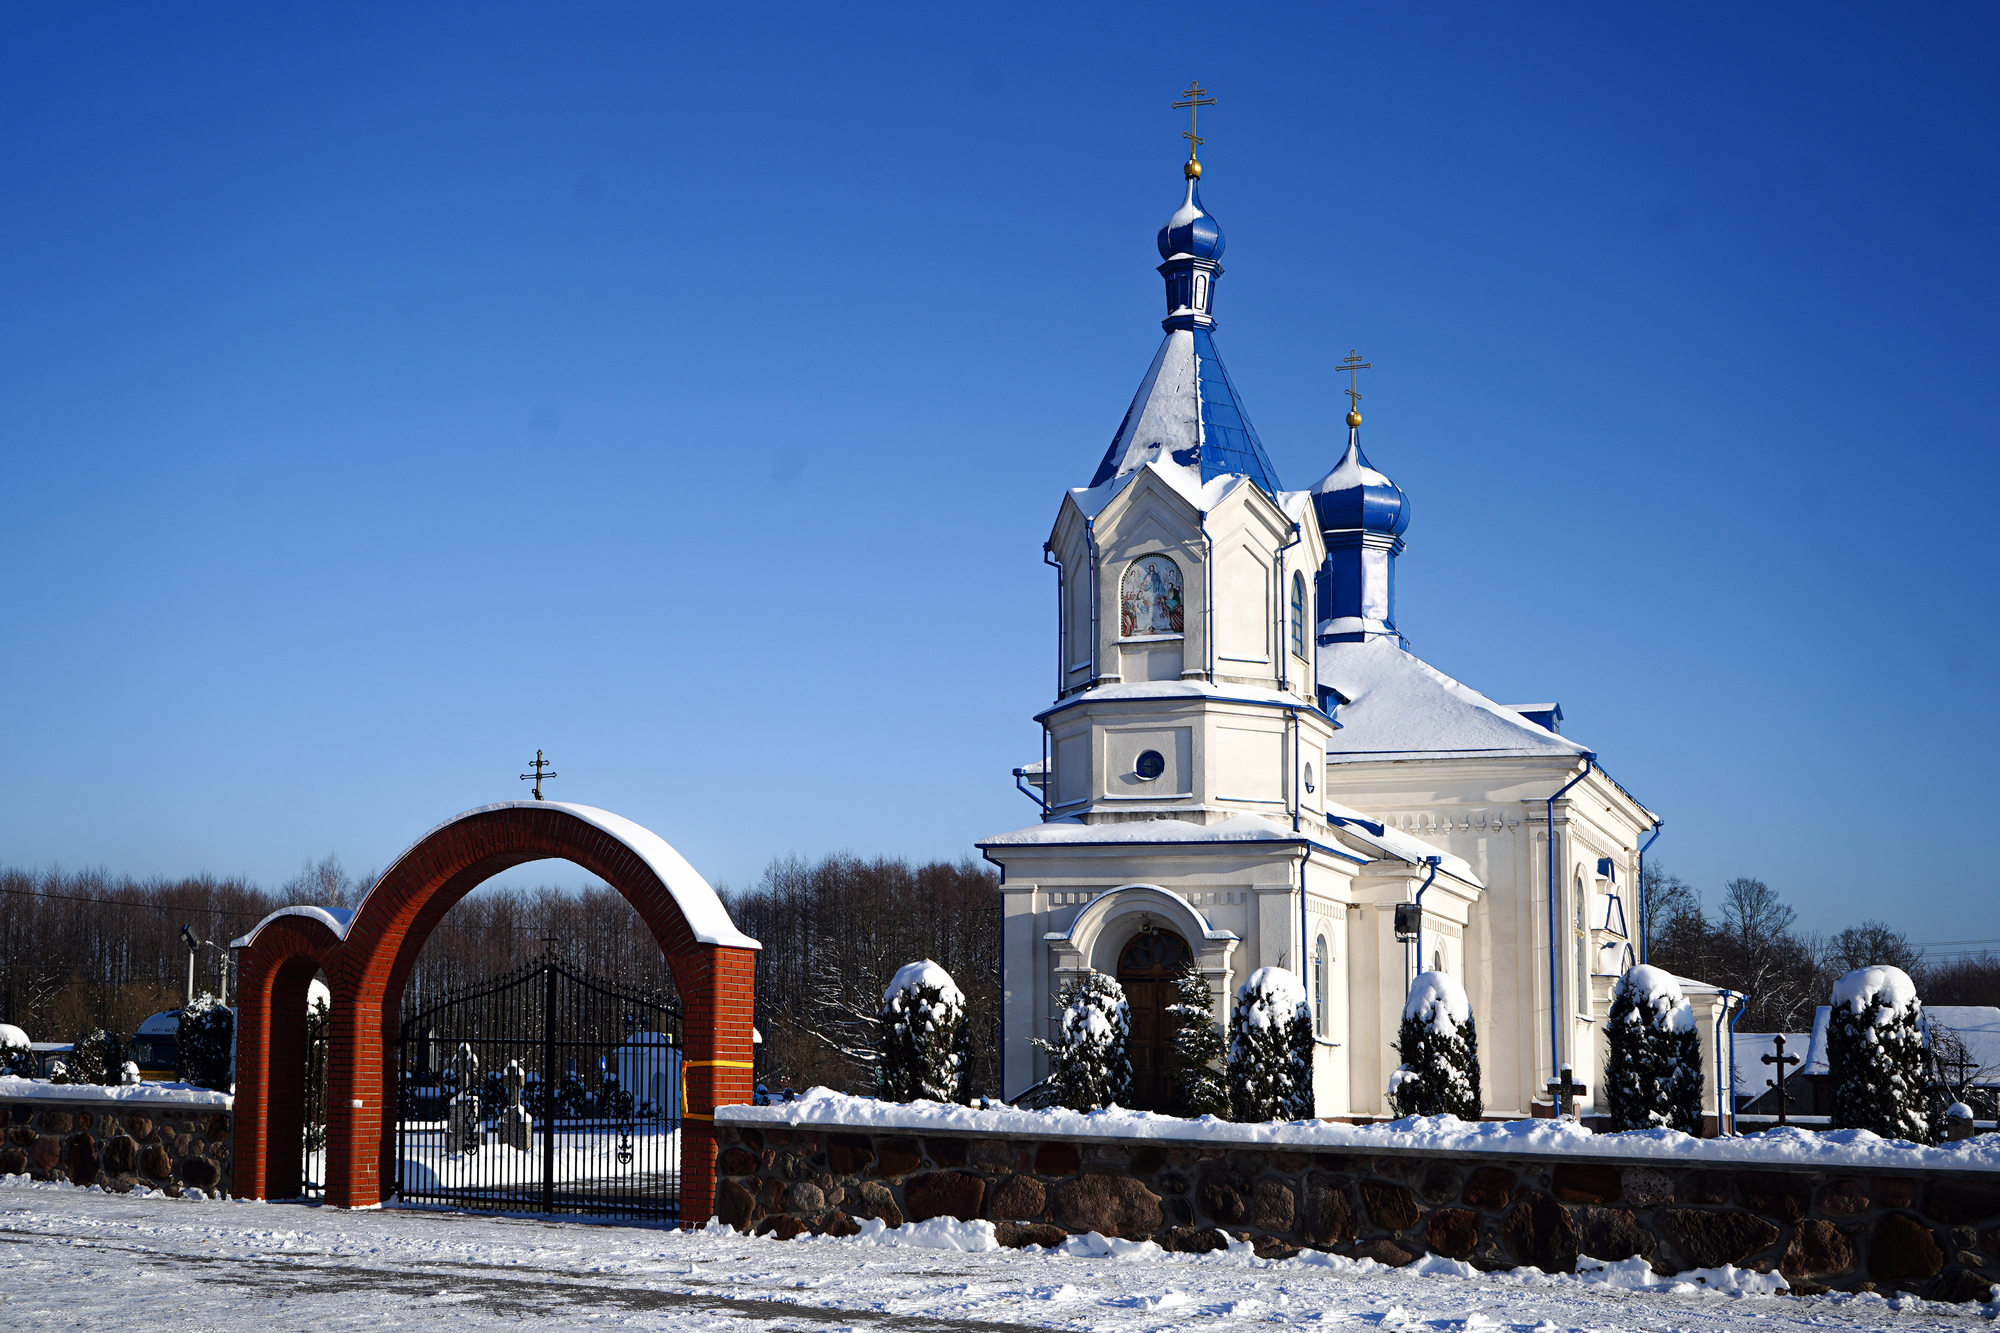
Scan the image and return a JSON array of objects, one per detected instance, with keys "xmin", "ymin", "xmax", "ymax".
[
  {"xmin": 713, "ymin": 1116, "xmax": 2000, "ymax": 1304},
  {"xmin": 0, "ymin": 1098, "xmax": 232, "ymax": 1196}
]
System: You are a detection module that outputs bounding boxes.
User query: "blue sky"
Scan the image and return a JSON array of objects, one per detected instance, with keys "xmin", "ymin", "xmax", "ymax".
[{"xmin": 2, "ymin": 4, "xmax": 1994, "ymax": 948}]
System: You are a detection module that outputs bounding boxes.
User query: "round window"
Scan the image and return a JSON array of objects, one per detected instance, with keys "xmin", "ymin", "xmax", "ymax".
[{"xmin": 1135, "ymin": 750, "xmax": 1165, "ymax": 780}]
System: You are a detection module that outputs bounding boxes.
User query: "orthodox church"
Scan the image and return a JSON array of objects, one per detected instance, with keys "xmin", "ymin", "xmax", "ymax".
[{"xmin": 979, "ymin": 142, "xmax": 1740, "ymax": 1125}]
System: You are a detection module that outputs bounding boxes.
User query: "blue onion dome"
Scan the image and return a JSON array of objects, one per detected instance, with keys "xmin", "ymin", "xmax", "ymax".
[
  {"xmin": 1158, "ymin": 176, "xmax": 1225, "ymax": 261},
  {"xmin": 1310, "ymin": 430, "xmax": 1411, "ymax": 538}
]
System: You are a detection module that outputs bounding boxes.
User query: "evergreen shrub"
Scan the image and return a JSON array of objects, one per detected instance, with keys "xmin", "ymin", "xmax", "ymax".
[
  {"xmin": 878, "ymin": 959, "xmax": 969, "ymax": 1104},
  {"xmin": 177, "ymin": 993, "xmax": 235, "ymax": 1091},
  {"xmin": 1227, "ymin": 967, "xmax": 1313, "ymax": 1122},
  {"xmin": 1602, "ymin": 964, "xmax": 1703, "ymax": 1133},
  {"xmin": 1032, "ymin": 972, "xmax": 1130, "ymax": 1112},
  {"xmin": 1388, "ymin": 970, "xmax": 1482, "ymax": 1120},
  {"xmin": 67, "ymin": 1028, "xmax": 120, "ymax": 1085},
  {"xmin": 1166, "ymin": 953, "xmax": 1228, "ymax": 1118},
  {"xmin": 1828, "ymin": 965, "xmax": 1944, "ymax": 1144}
]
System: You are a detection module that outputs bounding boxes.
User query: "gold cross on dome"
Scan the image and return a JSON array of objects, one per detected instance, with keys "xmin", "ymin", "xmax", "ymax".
[
  {"xmin": 1338, "ymin": 349, "xmax": 1372, "ymax": 416},
  {"xmin": 1172, "ymin": 81, "xmax": 1216, "ymax": 162}
]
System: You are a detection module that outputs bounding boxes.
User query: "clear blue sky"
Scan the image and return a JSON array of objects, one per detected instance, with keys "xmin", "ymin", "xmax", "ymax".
[{"xmin": 2, "ymin": 5, "xmax": 1994, "ymax": 948}]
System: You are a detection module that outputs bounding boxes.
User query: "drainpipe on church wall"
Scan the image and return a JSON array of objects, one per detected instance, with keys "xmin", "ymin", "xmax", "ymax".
[
  {"xmin": 1084, "ymin": 517, "xmax": 1100, "ymax": 688},
  {"xmin": 1637, "ymin": 820, "xmax": 1663, "ymax": 964},
  {"xmin": 1275, "ymin": 521, "xmax": 1302, "ymax": 694},
  {"xmin": 1043, "ymin": 543, "xmax": 1064, "ymax": 700},
  {"xmin": 1201, "ymin": 515, "xmax": 1215, "ymax": 683},
  {"xmin": 1544, "ymin": 756, "xmax": 1597, "ymax": 1105},
  {"xmin": 1407, "ymin": 855, "xmax": 1441, "ymax": 993}
]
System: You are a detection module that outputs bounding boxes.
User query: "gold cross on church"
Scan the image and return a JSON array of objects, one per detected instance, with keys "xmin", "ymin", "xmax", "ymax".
[
  {"xmin": 1338, "ymin": 349, "xmax": 1371, "ymax": 426},
  {"xmin": 1172, "ymin": 81, "xmax": 1216, "ymax": 171}
]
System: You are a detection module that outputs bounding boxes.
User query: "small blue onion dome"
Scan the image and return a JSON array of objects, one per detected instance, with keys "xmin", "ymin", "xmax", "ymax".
[
  {"xmin": 1310, "ymin": 433, "xmax": 1411, "ymax": 538},
  {"xmin": 1158, "ymin": 177, "xmax": 1225, "ymax": 261}
]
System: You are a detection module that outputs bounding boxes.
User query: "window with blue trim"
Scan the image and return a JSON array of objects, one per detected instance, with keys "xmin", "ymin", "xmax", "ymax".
[{"xmin": 1289, "ymin": 571, "xmax": 1308, "ymax": 658}]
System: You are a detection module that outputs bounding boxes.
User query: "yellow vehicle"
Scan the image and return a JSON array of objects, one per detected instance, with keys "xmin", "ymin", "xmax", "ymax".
[{"xmin": 128, "ymin": 1011, "xmax": 181, "ymax": 1082}]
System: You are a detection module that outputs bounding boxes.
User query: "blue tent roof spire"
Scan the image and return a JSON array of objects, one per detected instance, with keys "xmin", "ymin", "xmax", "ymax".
[{"xmin": 1086, "ymin": 162, "xmax": 1281, "ymax": 495}]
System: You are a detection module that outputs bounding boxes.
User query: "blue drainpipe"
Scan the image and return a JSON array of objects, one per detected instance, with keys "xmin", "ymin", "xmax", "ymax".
[
  {"xmin": 1546, "ymin": 755, "xmax": 1597, "ymax": 1103},
  {"xmin": 1408, "ymin": 855, "xmax": 1442, "ymax": 992},
  {"xmin": 1637, "ymin": 820, "xmax": 1663, "ymax": 964}
]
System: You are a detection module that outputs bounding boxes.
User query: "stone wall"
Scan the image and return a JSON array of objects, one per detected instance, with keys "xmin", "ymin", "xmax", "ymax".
[
  {"xmin": 1, "ymin": 1098, "xmax": 232, "ymax": 1196},
  {"xmin": 713, "ymin": 1116, "xmax": 2000, "ymax": 1304}
]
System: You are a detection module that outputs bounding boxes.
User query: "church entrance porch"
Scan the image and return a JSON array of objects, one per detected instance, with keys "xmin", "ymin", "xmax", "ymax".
[{"xmin": 1117, "ymin": 926, "xmax": 1191, "ymax": 1111}]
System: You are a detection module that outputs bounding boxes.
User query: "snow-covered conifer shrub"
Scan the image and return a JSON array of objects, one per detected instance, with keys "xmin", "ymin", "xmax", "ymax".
[
  {"xmin": 1031, "ymin": 972, "xmax": 1130, "ymax": 1112},
  {"xmin": 1602, "ymin": 964, "xmax": 1702, "ymax": 1133},
  {"xmin": 878, "ymin": 959, "xmax": 968, "ymax": 1104},
  {"xmin": 1166, "ymin": 953, "xmax": 1228, "ymax": 1118},
  {"xmin": 0, "ymin": 1025, "xmax": 32, "ymax": 1078},
  {"xmin": 1828, "ymin": 965, "xmax": 1943, "ymax": 1144},
  {"xmin": 1227, "ymin": 967, "xmax": 1314, "ymax": 1122},
  {"xmin": 68, "ymin": 1027, "xmax": 119, "ymax": 1085},
  {"xmin": 177, "ymin": 994, "xmax": 235, "ymax": 1091},
  {"xmin": 1387, "ymin": 970, "xmax": 1482, "ymax": 1120}
]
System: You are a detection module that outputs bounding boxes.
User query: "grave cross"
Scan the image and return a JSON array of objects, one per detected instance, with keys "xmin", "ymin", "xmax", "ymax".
[
  {"xmin": 1546, "ymin": 1065, "xmax": 1588, "ymax": 1120},
  {"xmin": 1762, "ymin": 1033, "xmax": 1801, "ymax": 1127},
  {"xmin": 519, "ymin": 749, "xmax": 558, "ymax": 800}
]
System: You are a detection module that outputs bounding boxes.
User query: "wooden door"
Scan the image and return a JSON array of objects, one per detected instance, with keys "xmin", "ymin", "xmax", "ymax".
[{"xmin": 1116, "ymin": 929, "xmax": 1192, "ymax": 1112}]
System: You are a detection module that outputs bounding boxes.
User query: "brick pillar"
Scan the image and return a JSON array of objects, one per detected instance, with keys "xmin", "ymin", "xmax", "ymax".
[
  {"xmin": 674, "ymin": 944, "xmax": 757, "ymax": 1228},
  {"xmin": 325, "ymin": 987, "xmax": 386, "ymax": 1208},
  {"xmin": 231, "ymin": 952, "xmax": 272, "ymax": 1200}
]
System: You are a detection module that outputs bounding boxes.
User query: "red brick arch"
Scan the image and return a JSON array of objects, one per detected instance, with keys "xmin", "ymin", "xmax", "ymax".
[{"xmin": 231, "ymin": 802, "xmax": 759, "ymax": 1222}]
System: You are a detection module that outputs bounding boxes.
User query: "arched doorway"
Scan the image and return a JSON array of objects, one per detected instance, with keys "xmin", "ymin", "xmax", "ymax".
[
  {"xmin": 232, "ymin": 801, "xmax": 758, "ymax": 1225},
  {"xmin": 1117, "ymin": 926, "xmax": 1191, "ymax": 1111}
]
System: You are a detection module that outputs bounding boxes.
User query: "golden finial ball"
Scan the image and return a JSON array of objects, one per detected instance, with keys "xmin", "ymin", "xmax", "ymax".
[
  {"xmin": 1184, "ymin": 157, "xmax": 1202, "ymax": 179},
  {"xmin": 1347, "ymin": 410, "xmax": 1362, "ymax": 428}
]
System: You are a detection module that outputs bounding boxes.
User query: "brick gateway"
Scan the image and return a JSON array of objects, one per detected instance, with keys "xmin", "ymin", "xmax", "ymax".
[{"xmin": 230, "ymin": 801, "xmax": 758, "ymax": 1221}]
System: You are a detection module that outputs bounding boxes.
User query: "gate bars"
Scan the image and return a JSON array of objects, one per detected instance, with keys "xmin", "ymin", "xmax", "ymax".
[{"xmin": 393, "ymin": 958, "xmax": 683, "ymax": 1221}]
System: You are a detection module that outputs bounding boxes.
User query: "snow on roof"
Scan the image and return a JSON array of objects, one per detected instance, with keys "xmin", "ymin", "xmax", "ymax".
[
  {"xmin": 981, "ymin": 812, "xmax": 1329, "ymax": 851},
  {"xmin": 135, "ymin": 1011, "xmax": 181, "ymax": 1036},
  {"xmin": 1036, "ymin": 677, "xmax": 1322, "ymax": 723},
  {"xmin": 1731, "ymin": 1032, "xmax": 1812, "ymax": 1096},
  {"xmin": 1321, "ymin": 800, "xmax": 1482, "ymax": 887},
  {"xmin": 1928, "ymin": 1006, "xmax": 2000, "ymax": 1082},
  {"xmin": 1802, "ymin": 1006, "xmax": 1832, "ymax": 1076},
  {"xmin": 1084, "ymin": 327, "xmax": 1282, "ymax": 496},
  {"xmin": 1800, "ymin": 1003, "xmax": 2000, "ymax": 1082},
  {"xmin": 1318, "ymin": 638, "xmax": 1592, "ymax": 763},
  {"xmin": 232, "ymin": 802, "xmax": 759, "ymax": 952},
  {"xmin": 722, "ymin": 1088, "xmax": 2000, "ymax": 1174},
  {"xmin": 883, "ymin": 960, "xmax": 965, "ymax": 1011},
  {"xmin": 1069, "ymin": 455, "xmax": 1249, "ymax": 522}
]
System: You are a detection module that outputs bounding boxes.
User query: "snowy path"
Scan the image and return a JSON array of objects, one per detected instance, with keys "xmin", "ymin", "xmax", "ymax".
[{"xmin": 0, "ymin": 1176, "xmax": 1992, "ymax": 1332}]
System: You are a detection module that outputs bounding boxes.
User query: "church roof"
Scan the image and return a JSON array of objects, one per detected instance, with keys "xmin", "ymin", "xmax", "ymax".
[
  {"xmin": 1318, "ymin": 637, "xmax": 1592, "ymax": 763},
  {"xmin": 1086, "ymin": 327, "xmax": 1281, "ymax": 495}
]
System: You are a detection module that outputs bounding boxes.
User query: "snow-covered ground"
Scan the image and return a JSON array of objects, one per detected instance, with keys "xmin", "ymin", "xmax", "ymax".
[{"xmin": 2, "ymin": 1174, "xmax": 1994, "ymax": 1331}]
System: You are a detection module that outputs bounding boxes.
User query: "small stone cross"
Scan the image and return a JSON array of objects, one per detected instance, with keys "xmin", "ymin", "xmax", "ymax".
[
  {"xmin": 1762, "ymin": 1034, "xmax": 1801, "ymax": 1126},
  {"xmin": 1546, "ymin": 1065, "xmax": 1588, "ymax": 1120},
  {"xmin": 502, "ymin": 1059, "xmax": 526, "ymax": 1109}
]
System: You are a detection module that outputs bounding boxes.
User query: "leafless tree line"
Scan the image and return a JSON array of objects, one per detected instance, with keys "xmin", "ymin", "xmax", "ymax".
[
  {"xmin": 722, "ymin": 853, "xmax": 1003, "ymax": 1099},
  {"xmin": 1645, "ymin": 865, "xmax": 2000, "ymax": 1033}
]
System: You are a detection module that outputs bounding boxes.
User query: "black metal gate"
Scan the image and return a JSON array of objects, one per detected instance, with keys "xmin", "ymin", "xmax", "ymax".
[{"xmin": 394, "ymin": 959, "xmax": 682, "ymax": 1221}]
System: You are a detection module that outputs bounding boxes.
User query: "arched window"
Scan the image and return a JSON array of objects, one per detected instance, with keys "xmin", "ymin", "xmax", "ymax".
[
  {"xmin": 1289, "ymin": 571, "xmax": 1308, "ymax": 658},
  {"xmin": 1313, "ymin": 934, "xmax": 1329, "ymax": 1036},
  {"xmin": 1121, "ymin": 555, "xmax": 1185, "ymax": 637},
  {"xmin": 1574, "ymin": 871, "xmax": 1592, "ymax": 1016}
]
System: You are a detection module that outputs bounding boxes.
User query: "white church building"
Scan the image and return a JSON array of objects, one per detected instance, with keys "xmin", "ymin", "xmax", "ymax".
[{"xmin": 979, "ymin": 153, "xmax": 1740, "ymax": 1125}]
